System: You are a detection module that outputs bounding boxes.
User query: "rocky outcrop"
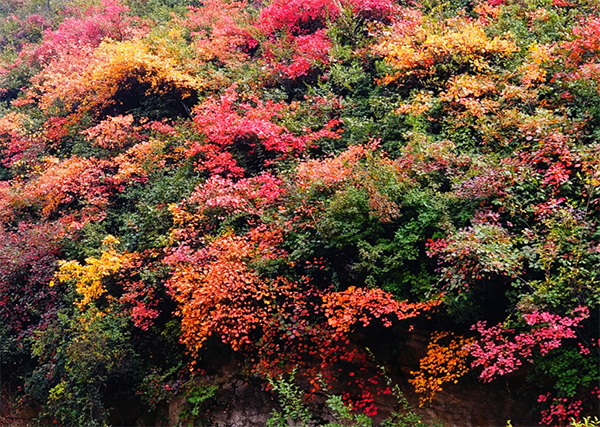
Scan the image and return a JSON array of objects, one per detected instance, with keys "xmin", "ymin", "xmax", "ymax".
[{"xmin": 4, "ymin": 328, "xmax": 537, "ymax": 427}]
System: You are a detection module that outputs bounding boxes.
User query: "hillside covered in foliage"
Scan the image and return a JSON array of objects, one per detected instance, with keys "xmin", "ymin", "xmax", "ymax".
[{"xmin": 0, "ymin": 0, "xmax": 599, "ymax": 425}]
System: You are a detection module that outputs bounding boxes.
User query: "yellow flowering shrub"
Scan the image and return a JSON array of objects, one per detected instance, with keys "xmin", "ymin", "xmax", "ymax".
[
  {"xmin": 373, "ymin": 14, "xmax": 518, "ymax": 85},
  {"xmin": 54, "ymin": 236, "xmax": 134, "ymax": 308}
]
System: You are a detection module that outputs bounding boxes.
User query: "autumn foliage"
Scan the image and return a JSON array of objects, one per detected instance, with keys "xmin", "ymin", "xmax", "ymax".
[
  {"xmin": 0, "ymin": 0, "xmax": 599, "ymax": 425},
  {"xmin": 410, "ymin": 332, "xmax": 474, "ymax": 406}
]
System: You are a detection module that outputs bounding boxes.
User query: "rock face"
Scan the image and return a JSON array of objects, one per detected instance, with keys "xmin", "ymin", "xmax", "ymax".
[
  {"xmin": 4, "ymin": 329, "xmax": 537, "ymax": 426},
  {"xmin": 158, "ymin": 368, "xmax": 534, "ymax": 427},
  {"xmin": 1, "ymin": 412, "xmax": 31, "ymax": 427},
  {"xmin": 158, "ymin": 328, "xmax": 536, "ymax": 427},
  {"xmin": 0, "ymin": 404, "xmax": 39, "ymax": 427},
  {"xmin": 374, "ymin": 328, "xmax": 537, "ymax": 427},
  {"xmin": 416, "ymin": 380, "xmax": 534, "ymax": 427},
  {"xmin": 204, "ymin": 379, "xmax": 274, "ymax": 427},
  {"xmin": 1, "ymin": 379, "xmax": 536, "ymax": 427}
]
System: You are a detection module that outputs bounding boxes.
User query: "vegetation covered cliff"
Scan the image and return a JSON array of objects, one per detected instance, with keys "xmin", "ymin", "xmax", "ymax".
[{"xmin": 0, "ymin": 0, "xmax": 598, "ymax": 425}]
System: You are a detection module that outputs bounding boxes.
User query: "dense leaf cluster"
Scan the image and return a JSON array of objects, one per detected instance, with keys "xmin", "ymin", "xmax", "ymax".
[{"xmin": 0, "ymin": 0, "xmax": 598, "ymax": 425}]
